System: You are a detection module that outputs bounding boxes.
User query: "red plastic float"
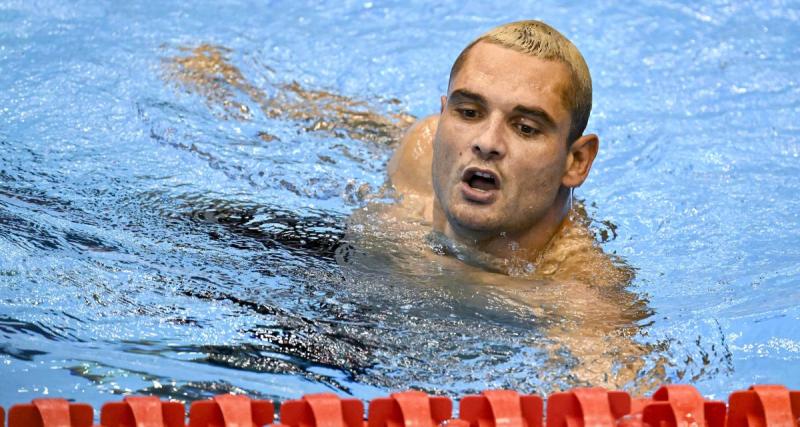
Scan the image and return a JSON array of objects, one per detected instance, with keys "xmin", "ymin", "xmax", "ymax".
[
  {"xmin": 3, "ymin": 384, "xmax": 800, "ymax": 427},
  {"xmin": 727, "ymin": 385, "xmax": 800, "ymax": 427},
  {"xmin": 278, "ymin": 393, "xmax": 364, "ymax": 427},
  {"xmin": 8, "ymin": 398, "xmax": 94, "ymax": 427},
  {"xmin": 458, "ymin": 389, "xmax": 543, "ymax": 427},
  {"xmin": 367, "ymin": 391, "xmax": 452, "ymax": 427},
  {"xmin": 546, "ymin": 387, "xmax": 631, "ymax": 427},
  {"xmin": 637, "ymin": 384, "xmax": 726, "ymax": 427},
  {"xmin": 101, "ymin": 396, "xmax": 185, "ymax": 427},
  {"xmin": 189, "ymin": 394, "xmax": 274, "ymax": 427}
]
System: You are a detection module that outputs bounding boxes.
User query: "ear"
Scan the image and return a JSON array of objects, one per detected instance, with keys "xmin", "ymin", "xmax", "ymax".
[
  {"xmin": 561, "ymin": 133, "xmax": 599, "ymax": 188},
  {"xmin": 440, "ymin": 95, "xmax": 447, "ymax": 113}
]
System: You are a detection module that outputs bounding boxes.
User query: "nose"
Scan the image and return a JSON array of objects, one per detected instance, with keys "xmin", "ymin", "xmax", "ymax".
[{"xmin": 471, "ymin": 116, "xmax": 506, "ymax": 160}]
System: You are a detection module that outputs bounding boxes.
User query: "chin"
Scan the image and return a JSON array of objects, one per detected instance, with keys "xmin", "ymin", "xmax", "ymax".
[{"xmin": 447, "ymin": 206, "xmax": 503, "ymax": 235}]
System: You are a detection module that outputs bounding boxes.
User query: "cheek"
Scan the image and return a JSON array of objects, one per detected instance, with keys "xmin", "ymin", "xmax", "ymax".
[
  {"xmin": 541, "ymin": 156, "xmax": 566, "ymax": 186},
  {"xmin": 436, "ymin": 136, "xmax": 463, "ymax": 168},
  {"xmin": 536, "ymin": 166, "xmax": 563, "ymax": 193},
  {"xmin": 514, "ymin": 153, "xmax": 565, "ymax": 200},
  {"xmin": 432, "ymin": 137, "xmax": 459, "ymax": 184},
  {"xmin": 440, "ymin": 120, "xmax": 469, "ymax": 158}
]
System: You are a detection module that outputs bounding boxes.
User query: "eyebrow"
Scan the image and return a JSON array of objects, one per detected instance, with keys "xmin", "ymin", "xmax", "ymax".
[
  {"xmin": 512, "ymin": 105, "xmax": 557, "ymax": 130},
  {"xmin": 448, "ymin": 89, "xmax": 557, "ymax": 130},
  {"xmin": 448, "ymin": 89, "xmax": 487, "ymax": 106}
]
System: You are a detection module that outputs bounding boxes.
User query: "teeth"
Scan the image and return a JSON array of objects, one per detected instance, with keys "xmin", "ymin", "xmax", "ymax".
[{"xmin": 475, "ymin": 171, "xmax": 494, "ymax": 179}]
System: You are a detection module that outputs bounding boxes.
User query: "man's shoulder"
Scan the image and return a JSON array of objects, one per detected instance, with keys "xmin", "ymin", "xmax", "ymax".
[
  {"xmin": 541, "ymin": 216, "xmax": 634, "ymax": 287},
  {"xmin": 387, "ymin": 115, "xmax": 438, "ymax": 198}
]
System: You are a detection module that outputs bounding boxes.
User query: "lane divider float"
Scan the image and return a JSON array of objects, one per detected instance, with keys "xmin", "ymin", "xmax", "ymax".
[{"xmin": 3, "ymin": 384, "xmax": 800, "ymax": 427}]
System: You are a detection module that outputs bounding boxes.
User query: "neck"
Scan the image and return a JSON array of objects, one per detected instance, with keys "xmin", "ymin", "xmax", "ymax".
[{"xmin": 432, "ymin": 188, "xmax": 572, "ymax": 262}]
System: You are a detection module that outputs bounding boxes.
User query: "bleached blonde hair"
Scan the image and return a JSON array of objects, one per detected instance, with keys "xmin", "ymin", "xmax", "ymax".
[{"xmin": 449, "ymin": 20, "xmax": 593, "ymax": 144}]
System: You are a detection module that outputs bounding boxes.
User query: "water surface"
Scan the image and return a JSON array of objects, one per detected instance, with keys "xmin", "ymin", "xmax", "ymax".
[{"xmin": 1, "ymin": 0, "xmax": 799, "ymax": 407}]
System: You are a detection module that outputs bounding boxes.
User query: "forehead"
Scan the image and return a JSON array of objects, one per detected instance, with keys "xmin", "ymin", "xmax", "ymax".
[{"xmin": 450, "ymin": 42, "xmax": 572, "ymax": 122}]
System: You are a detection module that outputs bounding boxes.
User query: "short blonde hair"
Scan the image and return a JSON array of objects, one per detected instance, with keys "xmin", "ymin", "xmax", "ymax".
[{"xmin": 449, "ymin": 20, "xmax": 592, "ymax": 144}]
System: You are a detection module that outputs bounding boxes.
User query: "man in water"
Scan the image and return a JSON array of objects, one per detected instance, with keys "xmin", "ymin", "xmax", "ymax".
[
  {"xmin": 163, "ymin": 25, "xmax": 648, "ymax": 387},
  {"xmin": 378, "ymin": 20, "xmax": 647, "ymax": 387},
  {"xmin": 387, "ymin": 20, "xmax": 626, "ymax": 283}
]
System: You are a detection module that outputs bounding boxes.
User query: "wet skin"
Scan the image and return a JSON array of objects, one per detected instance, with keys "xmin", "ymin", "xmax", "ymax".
[
  {"xmin": 391, "ymin": 41, "xmax": 600, "ymax": 264},
  {"xmin": 382, "ymin": 41, "xmax": 651, "ymax": 388},
  {"xmin": 162, "ymin": 41, "xmax": 654, "ymax": 389}
]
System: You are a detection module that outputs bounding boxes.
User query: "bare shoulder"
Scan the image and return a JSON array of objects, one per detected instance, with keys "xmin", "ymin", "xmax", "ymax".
[
  {"xmin": 387, "ymin": 114, "xmax": 438, "ymax": 198},
  {"xmin": 540, "ymin": 214, "xmax": 634, "ymax": 287}
]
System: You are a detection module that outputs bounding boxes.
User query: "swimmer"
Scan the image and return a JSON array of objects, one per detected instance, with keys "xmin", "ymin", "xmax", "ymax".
[
  {"xmin": 387, "ymin": 20, "xmax": 629, "ymax": 284},
  {"xmin": 162, "ymin": 26, "xmax": 626, "ymax": 283},
  {"xmin": 365, "ymin": 21, "xmax": 650, "ymax": 388},
  {"xmin": 341, "ymin": 21, "xmax": 651, "ymax": 389},
  {"xmin": 161, "ymin": 29, "xmax": 654, "ymax": 389}
]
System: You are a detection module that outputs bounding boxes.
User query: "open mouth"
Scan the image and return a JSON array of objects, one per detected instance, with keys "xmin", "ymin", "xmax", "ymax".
[{"xmin": 462, "ymin": 167, "xmax": 500, "ymax": 192}]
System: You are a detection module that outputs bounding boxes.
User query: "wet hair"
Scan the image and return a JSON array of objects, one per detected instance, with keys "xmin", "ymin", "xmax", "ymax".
[{"xmin": 449, "ymin": 20, "xmax": 592, "ymax": 144}]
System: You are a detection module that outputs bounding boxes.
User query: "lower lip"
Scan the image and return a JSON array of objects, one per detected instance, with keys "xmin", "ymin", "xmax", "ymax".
[{"xmin": 460, "ymin": 182, "xmax": 498, "ymax": 204}]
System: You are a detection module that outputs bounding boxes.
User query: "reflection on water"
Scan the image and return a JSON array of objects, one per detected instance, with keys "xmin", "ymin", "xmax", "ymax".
[
  {"xmin": 2, "ymin": 0, "xmax": 792, "ymax": 409},
  {"xmin": 178, "ymin": 196, "xmax": 345, "ymax": 259},
  {"xmin": 129, "ymin": 39, "xmax": 664, "ymax": 392},
  {"xmin": 0, "ymin": 36, "xmax": 709, "ymax": 403},
  {"xmin": 163, "ymin": 44, "xmax": 415, "ymax": 144},
  {"xmin": 144, "ymin": 39, "xmax": 739, "ymax": 395},
  {"xmin": 341, "ymin": 197, "xmax": 658, "ymax": 392}
]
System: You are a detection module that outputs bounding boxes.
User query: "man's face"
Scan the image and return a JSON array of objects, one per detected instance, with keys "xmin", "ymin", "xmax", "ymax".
[{"xmin": 432, "ymin": 41, "xmax": 574, "ymax": 239}]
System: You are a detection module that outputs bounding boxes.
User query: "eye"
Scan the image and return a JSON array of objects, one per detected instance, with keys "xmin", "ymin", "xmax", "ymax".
[
  {"xmin": 515, "ymin": 123, "xmax": 539, "ymax": 137},
  {"xmin": 457, "ymin": 108, "xmax": 480, "ymax": 119}
]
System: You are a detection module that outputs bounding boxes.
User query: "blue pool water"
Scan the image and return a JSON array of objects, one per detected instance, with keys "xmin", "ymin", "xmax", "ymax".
[{"xmin": 1, "ymin": 0, "xmax": 799, "ymax": 408}]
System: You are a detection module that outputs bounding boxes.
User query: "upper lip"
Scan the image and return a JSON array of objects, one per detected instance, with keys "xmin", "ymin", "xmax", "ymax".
[{"xmin": 461, "ymin": 166, "xmax": 501, "ymax": 188}]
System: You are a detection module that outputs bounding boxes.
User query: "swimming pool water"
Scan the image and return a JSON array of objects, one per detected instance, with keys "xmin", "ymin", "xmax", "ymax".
[{"xmin": 1, "ymin": 0, "xmax": 799, "ymax": 408}]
